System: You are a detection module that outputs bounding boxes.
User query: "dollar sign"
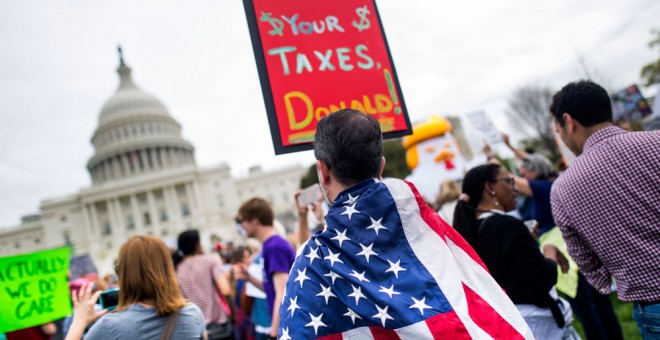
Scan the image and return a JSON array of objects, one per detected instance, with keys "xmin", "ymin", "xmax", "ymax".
[
  {"xmin": 352, "ymin": 6, "xmax": 371, "ymax": 32},
  {"xmin": 259, "ymin": 12, "xmax": 284, "ymax": 36}
]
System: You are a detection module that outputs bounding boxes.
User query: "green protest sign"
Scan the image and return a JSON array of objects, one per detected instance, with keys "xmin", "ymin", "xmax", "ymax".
[{"xmin": 0, "ymin": 247, "xmax": 71, "ymax": 333}]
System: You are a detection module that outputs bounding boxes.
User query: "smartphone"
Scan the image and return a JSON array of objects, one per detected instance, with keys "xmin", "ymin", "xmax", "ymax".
[
  {"xmin": 297, "ymin": 184, "xmax": 322, "ymax": 208},
  {"xmin": 99, "ymin": 288, "xmax": 120, "ymax": 310},
  {"xmin": 523, "ymin": 219, "xmax": 538, "ymax": 232}
]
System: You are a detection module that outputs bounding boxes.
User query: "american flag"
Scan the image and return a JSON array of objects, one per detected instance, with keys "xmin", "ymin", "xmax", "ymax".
[{"xmin": 279, "ymin": 178, "xmax": 533, "ymax": 339}]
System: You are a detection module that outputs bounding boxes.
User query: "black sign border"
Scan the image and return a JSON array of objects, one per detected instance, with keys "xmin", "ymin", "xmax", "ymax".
[{"xmin": 243, "ymin": 0, "xmax": 412, "ymax": 155}]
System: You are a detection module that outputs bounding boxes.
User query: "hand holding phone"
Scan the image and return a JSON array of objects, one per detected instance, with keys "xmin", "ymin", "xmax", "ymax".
[
  {"xmin": 523, "ymin": 219, "xmax": 538, "ymax": 232},
  {"xmin": 98, "ymin": 288, "xmax": 120, "ymax": 310},
  {"xmin": 524, "ymin": 220, "xmax": 539, "ymax": 240},
  {"xmin": 297, "ymin": 184, "xmax": 322, "ymax": 208}
]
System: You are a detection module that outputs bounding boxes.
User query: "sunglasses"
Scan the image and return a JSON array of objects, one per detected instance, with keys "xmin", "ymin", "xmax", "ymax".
[{"xmin": 495, "ymin": 177, "xmax": 515, "ymax": 185}]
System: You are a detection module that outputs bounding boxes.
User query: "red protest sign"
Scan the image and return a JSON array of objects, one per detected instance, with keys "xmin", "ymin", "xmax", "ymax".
[{"xmin": 244, "ymin": 0, "xmax": 412, "ymax": 154}]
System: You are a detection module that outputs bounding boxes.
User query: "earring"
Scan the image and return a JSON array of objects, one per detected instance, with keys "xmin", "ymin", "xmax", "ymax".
[{"xmin": 491, "ymin": 191, "xmax": 499, "ymax": 206}]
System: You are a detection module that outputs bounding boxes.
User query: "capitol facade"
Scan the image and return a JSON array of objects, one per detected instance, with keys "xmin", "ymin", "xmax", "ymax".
[{"xmin": 0, "ymin": 53, "xmax": 306, "ymax": 274}]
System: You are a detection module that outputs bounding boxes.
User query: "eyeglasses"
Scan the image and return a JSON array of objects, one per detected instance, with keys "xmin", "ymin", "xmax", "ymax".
[
  {"xmin": 234, "ymin": 217, "xmax": 243, "ymax": 224},
  {"xmin": 495, "ymin": 177, "xmax": 515, "ymax": 186}
]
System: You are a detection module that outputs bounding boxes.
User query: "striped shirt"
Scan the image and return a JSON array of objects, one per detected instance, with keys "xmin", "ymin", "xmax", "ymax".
[
  {"xmin": 551, "ymin": 126, "xmax": 660, "ymax": 302},
  {"xmin": 177, "ymin": 254, "xmax": 229, "ymax": 325}
]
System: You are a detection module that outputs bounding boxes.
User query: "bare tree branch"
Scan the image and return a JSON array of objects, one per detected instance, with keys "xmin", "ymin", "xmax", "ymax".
[{"xmin": 505, "ymin": 84, "xmax": 559, "ymax": 158}]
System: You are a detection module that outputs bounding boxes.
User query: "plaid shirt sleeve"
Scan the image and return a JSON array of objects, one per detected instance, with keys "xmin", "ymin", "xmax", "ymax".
[{"xmin": 551, "ymin": 185, "xmax": 611, "ymax": 294}]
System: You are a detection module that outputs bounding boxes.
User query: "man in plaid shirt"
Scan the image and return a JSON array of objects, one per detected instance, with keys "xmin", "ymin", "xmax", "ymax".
[{"xmin": 549, "ymin": 80, "xmax": 660, "ymax": 339}]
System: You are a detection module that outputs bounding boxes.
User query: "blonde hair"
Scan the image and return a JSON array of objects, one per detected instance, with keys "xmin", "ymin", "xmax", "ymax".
[
  {"xmin": 116, "ymin": 235, "xmax": 186, "ymax": 315},
  {"xmin": 436, "ymin": 180, "xmax": 461, "ymax": 207}
]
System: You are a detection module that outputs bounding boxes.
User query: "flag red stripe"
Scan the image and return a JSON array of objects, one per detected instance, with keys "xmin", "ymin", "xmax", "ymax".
[
  {"xmin": 425, "ymin": 310, "xmax": 472, "ymax": 339},
  {"xmin": 404, "ymin": 180, "xmax": 489, "ymax": 272},
  {"xmin": 370, "ymin": 326, "xmax": 400, "ymax": 339},
  {"xmin": 317, "ymin": 333, "xmax": 344, "ymax": 340},
  {"xmin": 463, "ymin": 284, "xmax": 525, "ymax": 340}
]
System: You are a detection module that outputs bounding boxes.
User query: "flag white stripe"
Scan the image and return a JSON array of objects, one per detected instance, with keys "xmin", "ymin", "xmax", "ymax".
[
  {"xmin": 384, "ymin": 178, "xmax": 491, "ymax": 339},
  {"xmin": 388, "ymin": 179, "xmax": 533, "ymax": 339},
  {"xmin": 340, "ymin": 326, "xmax": 375, "ymax": 339},
  {"xmin": 446, "ymin": 237, "xmax": 534, "ymax": 339},
  {"xmin": 395, "ymin": 319, "xmax": 434, "ymax": 339}
]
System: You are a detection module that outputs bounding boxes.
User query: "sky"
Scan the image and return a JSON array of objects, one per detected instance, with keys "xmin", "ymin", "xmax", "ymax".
[{"xmin": 0, "ymin": 0, "xmax": 658, "ymax": 228}]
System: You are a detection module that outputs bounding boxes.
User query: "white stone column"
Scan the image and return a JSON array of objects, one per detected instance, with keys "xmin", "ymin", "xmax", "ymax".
[
  {"xmin": 185, "ymin": 182, "xmax": 198, "ymax": 214},
  {"xmin": 122, "ymin": 154, "xmax": 131, "ymax": 175},
  {"xmin": 82, "ymin": 204, "xmax": 95, "ymax": 239},
  {"xmin": 147, "ymin": 191, "xmax": 159, "ymax": 228},
  {"xmin": 169, "ymin": 149, "xmax": 179, "ymax": 167},
  {"xmin": 165, "ymin": 186, "xmax": 180, "ymax": 218},
  {"xmin": 160, "ymin": 148, "xmax": 170, "ymax": 168},
  {"xmin": 103, "ymin": 161, "xmax": 112, "ymax": 181},
  {"xmin": 112, "ymin": 157, "xmax": 122, "ymax": 178},
  {"xmin": 191, "ymin": 181, "xmax": 206, "ymax": 227},
  {"xmin": 149, "ymin": 149, "xmax": 160, "ymax": 170},
  {"xmin": 192, "ymin": 181, "xmax": 204, "ymax": 211},
  {"xmin": 106, "ymin": 199, "xmax": 119, "ymax": 236},
  {"xmin": 90, "ymin": 203, "xmax": 100, "ymax": 236},
  {"xmin": 141, "ymin": 149, "xmax": 151, "ymax": 171},
  {"xmin": 130, "ymin": 194, "xmax": 143, "ymax": 232},
  {"xmin": 113, "ymin": 199, "xmax": 124, "ymax": 234},
  {"xmin": 91, "ymin": 168, "xmax": 98, "ymax": 183}
]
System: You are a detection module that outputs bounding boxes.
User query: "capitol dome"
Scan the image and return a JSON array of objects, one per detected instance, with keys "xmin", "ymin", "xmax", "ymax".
[{"xmin": 87, "ymin": 48, "xmax": 195, "ymax": 185}]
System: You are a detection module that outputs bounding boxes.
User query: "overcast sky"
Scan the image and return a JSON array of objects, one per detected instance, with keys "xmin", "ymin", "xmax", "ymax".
[{"xmin": 0, "ymin": 0, "xmax": 658, "ymax": 228}]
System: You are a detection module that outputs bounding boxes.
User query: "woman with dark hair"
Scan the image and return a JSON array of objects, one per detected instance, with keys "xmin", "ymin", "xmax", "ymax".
[
  {"xmin": 453, "ymin": 164, "xmax": 577, "ymax": 339},
  {"xmin": 177, "ymin": 230, "xmax": 233, "ymax": 340},
  {"xmin": 65, "ymin": 235, "xmax": 206, "ymax": 339},
  {"xmin": 490, "ymin": 137, "xmax": 624, "ymax": 339}
]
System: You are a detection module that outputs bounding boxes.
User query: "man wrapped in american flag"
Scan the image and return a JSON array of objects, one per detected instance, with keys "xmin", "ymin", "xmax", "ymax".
[{"xmin": 278, "ymin": 109, "xmax": 533, "ymax": 339}]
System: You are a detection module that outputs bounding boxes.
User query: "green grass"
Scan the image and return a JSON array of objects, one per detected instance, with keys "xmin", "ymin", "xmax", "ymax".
[{"xmin": 571, "ymin": 294, "xmax": 640, "ymax": 339}]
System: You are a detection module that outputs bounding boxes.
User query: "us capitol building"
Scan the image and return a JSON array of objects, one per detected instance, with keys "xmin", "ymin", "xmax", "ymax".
[{"xmin": 0, "ymin": 52, "xmax": 306, "ymax": 274}]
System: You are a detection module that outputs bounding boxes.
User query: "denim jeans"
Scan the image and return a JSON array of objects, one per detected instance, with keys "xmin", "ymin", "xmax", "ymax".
[{"xmin": 633, "ymin": 302, "xmax": 660, "ymax": 340}]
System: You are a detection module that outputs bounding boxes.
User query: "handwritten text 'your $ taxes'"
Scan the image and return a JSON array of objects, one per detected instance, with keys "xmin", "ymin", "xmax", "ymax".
[{"xmin": 261, "ymin": 6, "xmax": 378, "ymax": 76}]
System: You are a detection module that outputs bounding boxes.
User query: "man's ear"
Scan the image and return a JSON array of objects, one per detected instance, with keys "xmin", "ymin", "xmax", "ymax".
[
  {"xmin": 316, "ymin": 160, "xmax": 331, "ymax": 187},
  {"xmin": 379, "ymin": 156, "xmax": 387, "ymax": 179},
  {"xmin": 562, "ymin": 113, "xmax": 577, "ymax": 133}
]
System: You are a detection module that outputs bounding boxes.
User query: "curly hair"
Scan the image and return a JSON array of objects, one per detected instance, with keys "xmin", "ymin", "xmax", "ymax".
[{"xmin": 550, "ymin": 80, "xmax": 612, "ymax": 127}]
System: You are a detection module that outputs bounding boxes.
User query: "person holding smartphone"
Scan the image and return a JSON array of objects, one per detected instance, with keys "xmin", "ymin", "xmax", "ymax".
[
  {"xmin": 487, "ymin": 133, "xmax": 624, "ymax": 340},
  {"xmin": 65, "ymin": 236, "xmax": 206, "ymax": 340},
  {"xmin": 294, "ymin": 184, "xmax": 325, "ymax": 246}
]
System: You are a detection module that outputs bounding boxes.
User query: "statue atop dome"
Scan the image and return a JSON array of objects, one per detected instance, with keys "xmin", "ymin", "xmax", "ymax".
[{"xmin": 117, "ymin": 45, "xmax": 125, "ymax": 66}]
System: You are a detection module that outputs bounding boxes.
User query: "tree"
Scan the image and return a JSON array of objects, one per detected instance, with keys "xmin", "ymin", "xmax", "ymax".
[
  {"xmin": 641, "ymin": 29, "xmax": 660, "ymax": 87},
  {"xmin": 299, "ymin": 163, "xmax": 318, "ymax": 189},
  {"xmin": 298, "ymin": 139, "xmax": 411, "ymax": 189},
  {"xmin": 505, "ymin": 84, "xmax": 560, "ymax": 160},
  {"xmin": 382, "ymin": 139, "xmax": 410, "ymax": 179}
]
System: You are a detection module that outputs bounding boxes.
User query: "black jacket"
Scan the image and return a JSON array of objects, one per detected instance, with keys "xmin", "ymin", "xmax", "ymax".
[{"xmin": 476, "ymin": 214, "xmax": 557, "ymax": 308}]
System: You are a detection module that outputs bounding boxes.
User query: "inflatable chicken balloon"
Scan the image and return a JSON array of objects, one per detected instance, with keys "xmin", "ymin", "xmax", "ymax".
[{"xmin": 402, "ymin": 116, "xmax": 467, "ymax": 203}]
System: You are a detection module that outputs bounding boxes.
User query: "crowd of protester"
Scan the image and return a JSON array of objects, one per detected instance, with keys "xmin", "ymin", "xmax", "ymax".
[{"xmin": 4, "ymin": 80, "xmax": 658, "ymax": 340}]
